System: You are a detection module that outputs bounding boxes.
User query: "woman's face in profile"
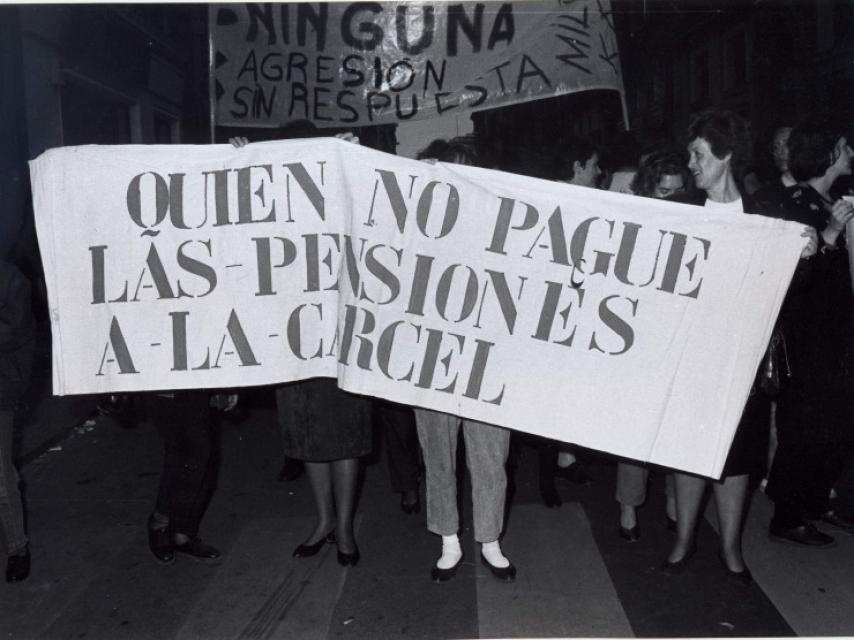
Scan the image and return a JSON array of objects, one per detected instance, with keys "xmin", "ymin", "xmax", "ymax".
[
  {"xmin": 653, "ymin": 174, "xmax": 685, "ymax": 199},
  {"xmin": 829, "ymin": 136, "xmax": 853, "ymax": 177}
]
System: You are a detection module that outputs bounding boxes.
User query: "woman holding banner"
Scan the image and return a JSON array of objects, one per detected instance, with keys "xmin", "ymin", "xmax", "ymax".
[
  {"xmin": 660, "ymin": 110, "xmax": 817, "ymax": 584},
  {"xmin": 413, "ymin": 137, "xmax": 516, "ymax": 584},
  {"xmin": 616, "ymin": 148, "xmax": 692, "ymax": 541}
]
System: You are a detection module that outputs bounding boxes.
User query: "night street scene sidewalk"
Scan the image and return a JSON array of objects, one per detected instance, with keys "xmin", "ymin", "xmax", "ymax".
[
  {"xmin": 3, "ymin": 2, "xmax": 854, "ymax": 639},
  {"xmin": 4, "ymin": 355, "xmax": 854, "ymax": 638}
]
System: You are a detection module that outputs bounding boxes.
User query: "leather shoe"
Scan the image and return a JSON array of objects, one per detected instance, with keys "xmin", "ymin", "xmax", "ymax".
[
  {"xmin": 666, "ymin": 516, "xmax": 677, "ymax": 533},
  {"xmin": 173, "ymin": 536, "xmax": 222, "ymax": 563},
  {"xmin": 6, "ymin": 550, "xmax": 30, "ymax": 583},
  {"xmin": 618, "ymin": 525, "xmax": 640, "ymax": 542},
  {"xmin": 769, "ymin": 521, "xmax": 835, "ymax": 548},
  {"xmin": 293, "ymin": 531, "xmax": 336, "ymax": 558},
  {"xmin": 658, "ymin": 545, "xmax": 695, "ymax": 575},
  {"xmin": 818, "ymin": 510, "xmax": 854, "ymax": 533},
  {"xmin": 719, "ymin": 555, "xmax": 752, "ymax": 586},
  {"xmin": 147, "ymin": 516, "xmax": 175, "ymax": 565},
  {"xmin": 480, "ymin": 554, "xmax": 516, "ymax": 582},
  {"xmin": 337, "ymin": 544, "xmax": 360, "ymax": 567},
  {"xmin": 431, "ymin": 553, "xmax": 463, "ymax": 583}
]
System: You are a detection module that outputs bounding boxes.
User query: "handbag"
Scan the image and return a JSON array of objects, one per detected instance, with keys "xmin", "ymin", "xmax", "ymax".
[{"xmin": 758, "ymin": 329, "xmax": 790, "ymax": 396}]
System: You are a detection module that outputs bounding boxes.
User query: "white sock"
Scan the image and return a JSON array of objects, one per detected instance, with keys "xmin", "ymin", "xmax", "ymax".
[
  {"xmin": 557, "ymin": 451, "xmax": 576, "ymax": 468},
  {"xmin": 437, "ymin": 534, "xmax": 462, "ymax": 570},
  {"xmin": 481, "ymin": 540, "xmax": 509, "ymax": 568}
]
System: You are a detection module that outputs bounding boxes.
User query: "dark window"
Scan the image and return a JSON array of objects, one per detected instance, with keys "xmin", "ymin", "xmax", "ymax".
[{"xmin": 61, "ymin": 83, "xmax": 131, "ymax": 145}]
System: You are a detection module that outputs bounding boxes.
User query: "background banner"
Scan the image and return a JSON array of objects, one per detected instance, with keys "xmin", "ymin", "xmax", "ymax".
[
  {"xmin": 210, "ymin": 1, "xmax": 624, "ymax": 127},
  {"xmin": 31, "ymin": 139, "xmax": 804, "ymax": 477}
]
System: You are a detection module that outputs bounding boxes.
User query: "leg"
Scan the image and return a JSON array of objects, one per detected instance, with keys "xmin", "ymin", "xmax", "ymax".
[
  {"xmin": 0, "ymin": 409, "xmax": 27, "ymax": 556},
  {"xmin": 303, "ymin": 461, "xmax": 335, "ymax": 545},
  {"xmin": 664, "ymin": 473, "xmax": 677, "ymax": 523},
  {"xmin": 536, "ymin": 437, "xmax": 561, "ymax": 507},
  {"xmin": 149, "ymin": 393, "xmax": 218, "ymax": 539},
  {"xmin": 616, "ymin": 460, "xmax": 649, "ymax": 530},
  {"xmin": 331, "ymin": 457, "xmax": 361, "ymax": 554},
  {"xmin": 668, "ymin": 472, "xmax": 706, "ymax": 563},
  {"xmin": 414, "ymin": 409, "xmax": 461, "ymax": 537},
  {"xmin": 462, "ymin": 420, "xmax": 511, "ymax": 544},
  {"xmin": 712, "ymin": 473, "xmax": 750, "ymax": 572},
  {"xmin": 378, "ymin": 401, "xmax": 420, "ymax": 506}
]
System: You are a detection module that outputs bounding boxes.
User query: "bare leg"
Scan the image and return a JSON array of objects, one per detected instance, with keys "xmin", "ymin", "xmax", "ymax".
[
  {"xmin": 668, "ymin": 472, "xmax": 706, "ymax": 563},
  {"xmin": 331, "ymin": 457, "xmax": 360, "ymax": 553},
  {"xmin": 303, "ymin": 461, "xmax": 335, "ymax": 545},
  {"xmin": 713, "ymin": 473, "xmax": 750, "ymax": 572}
]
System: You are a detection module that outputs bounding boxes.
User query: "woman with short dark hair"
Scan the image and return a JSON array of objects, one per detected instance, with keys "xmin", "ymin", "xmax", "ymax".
[
  {"xmin": 660, "ymin": 109, "xmax": 816, "ymax": 583},
  {"xmin": 764, "ymin": 116, "xmax": 854, "ymax": 547}
]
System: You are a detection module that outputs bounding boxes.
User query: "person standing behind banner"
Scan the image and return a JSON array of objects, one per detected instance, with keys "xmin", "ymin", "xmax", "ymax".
[
  {"xmin": 231, "ymin": 130, "xmax": 373, "ymax": 567},
  {"xmin": 763, "ymin": 117, "xmax": 854, "ymax": 547},
  {"xmin": 615, "ymin": 149, "xmax": 693, "ymax": 542},
  {"xmin": 145, "ymin": 390, "xmax": 231, "ymax": 565},
  {"xmin": 660, "ymin": 109, "xmax": 817, "ymax": 583},
  {"xmin": 413, "ymin": 137, "xmax": 516, "ymax": 583},
  {"xmin": 0, "ymin": 258, "xmax": 35, "ymax": 582}
]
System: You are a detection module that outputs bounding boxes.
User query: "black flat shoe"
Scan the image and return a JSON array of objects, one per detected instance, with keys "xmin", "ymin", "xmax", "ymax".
[
  {"xmin": 480, "ymin": 554, "xmax": 516, "ymax": 582},
  {"xmin": 6, "ymin": 550, "xmax": 30, "ymax": 583},
  {"xmin": 147, "ymin": 516, "xmax": 175, "ymax": 565},
  {"xmin": 431, "ymin": 553, "xmax": 463, "ymax": 583},
  {"xmin": 293, "ymin": 531, "xmax": 336, "ymax": 558},
  {"xmin": 719, "ymin": 555, "xmax": 752, "ymax": 586},
  {"xmin": 337, "ymin": 545, "xmax": 360, "ymax": 567},
  {"xmin": 400, "ymin": 491, "xmax": 421, "ymax": 515},
  {"xmin": 618, "ymin": 525, "xmax": 640, "ymax": 542},
  {"xmin": 173, "ymin": 536, "xmax": 221, "ymax": 563}
]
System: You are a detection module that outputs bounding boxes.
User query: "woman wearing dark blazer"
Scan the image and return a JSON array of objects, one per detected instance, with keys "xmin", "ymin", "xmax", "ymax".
[{"xmin": 660, "ymin": 110, "xmax": 816, "ymax": 583}]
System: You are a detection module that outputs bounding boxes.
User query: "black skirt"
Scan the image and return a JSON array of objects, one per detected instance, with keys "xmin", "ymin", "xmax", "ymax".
[
  {"xmin": 276, "ymin": 378, "xmax": 373, "ymax": 462},
  {"xmin": 721, "ymin": 391, "xmax": 771, "ymax": 478}
]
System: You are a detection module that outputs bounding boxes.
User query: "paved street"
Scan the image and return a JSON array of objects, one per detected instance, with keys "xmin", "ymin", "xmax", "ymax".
[{"xmin": 3, "ymin": 380, "xmax": 854, "ymax": 639}]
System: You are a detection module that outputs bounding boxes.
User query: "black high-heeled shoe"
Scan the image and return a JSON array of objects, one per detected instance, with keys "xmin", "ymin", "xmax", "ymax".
[
  {"xmin": 659, "ymin": 544, "xmax": 695, "ymax": 575},
  {"xmin": 337, "ymin": 544, "xmax": 360, "ymax": 567},
  {"xmin": 719, "ymin": 554, "xmax": 752, "ymax": 586},
  {"xmin": 293, "ymin": 531, "xmax": 336, "ymax": 558}
]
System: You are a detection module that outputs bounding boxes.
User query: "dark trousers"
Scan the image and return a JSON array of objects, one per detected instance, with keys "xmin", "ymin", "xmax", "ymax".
[
  {"xmin": 376, "ymin": 401, "xmax": 420, "ymax": 493},
  {"xmin": 148, "ymin": 393, "xmax": 221, "ymax": 537},
  {"xmin": 766, "ymin": 437, "xmax": 852, "ymax": 526}
]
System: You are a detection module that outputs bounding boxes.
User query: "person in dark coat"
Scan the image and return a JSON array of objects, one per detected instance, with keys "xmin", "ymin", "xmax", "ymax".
[
  {"xmin": 0, "ymin": 258, "xmax": 35, "ymax": 582},
  {"xmin": 764, "ymin": 116, "xmax": 854, "ymax": 547}
]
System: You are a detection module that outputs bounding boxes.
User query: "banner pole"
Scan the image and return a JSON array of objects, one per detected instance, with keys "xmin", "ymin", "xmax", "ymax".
[{"xmin": 207, "ymin": 5, "xmax": 216, "ymax": 144}]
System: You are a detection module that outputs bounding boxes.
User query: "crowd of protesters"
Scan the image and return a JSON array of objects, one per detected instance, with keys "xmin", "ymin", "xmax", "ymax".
[{"xmin": 2, "ymin": 107, "xmax": 852, "ymax": 591}]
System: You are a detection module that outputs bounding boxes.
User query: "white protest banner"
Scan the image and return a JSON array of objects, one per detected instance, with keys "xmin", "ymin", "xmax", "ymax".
[
  {"xmin": 31, "ymin": 139, "xmax": 804, "ymax": 478},
  {"xmin": 210, "ymin": 1, "xmax": 624, "ymax": 127}
]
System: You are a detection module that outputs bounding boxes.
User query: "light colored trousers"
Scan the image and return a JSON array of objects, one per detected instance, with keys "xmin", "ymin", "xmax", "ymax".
[
  {"xmin": 414, "ymin": 408, "xmax": 510, "ymax": 543},
  {"xmin": 0, "ymin": 409, "xmax": 28, "ymax": 555},
  {"xmin": 616, "ymin": 460, "xmax": 674, "ymax": 507}
]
